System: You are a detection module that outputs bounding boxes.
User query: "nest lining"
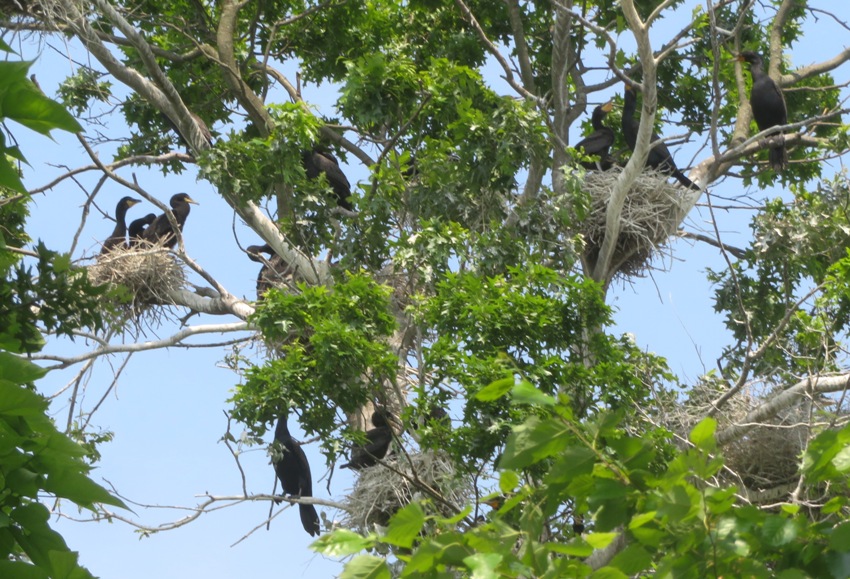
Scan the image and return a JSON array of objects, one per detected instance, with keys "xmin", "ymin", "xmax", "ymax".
[
  {"xmin": 581, "ymin": 167, "xmax": 692, "ymax": 276},
  {"xmin": 343, "ymin": 450, "xmax": 471, "ymax": 532},
  {"xmin": 87, "ymin": 245, "xmax": 186, "ymax": 320}
]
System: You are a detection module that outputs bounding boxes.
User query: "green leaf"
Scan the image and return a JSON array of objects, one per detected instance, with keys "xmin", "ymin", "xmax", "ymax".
[
  {"xmin": 0, "ymin": 560, "xmax": 50, "ymax": 579},
  {"xmin": 340, "ymin": 555, "xmax": 391, "ymax": 579},
  {"xmin": 830, "ymin": 521, "xmax": 850, "ymax": 551},
  {"xmin": 499, "ymin": 417, "xmax": 568, "ymax": 469},
  {"xmin": 761, "ymin": 515, "xmax": 797, "ymax": 547},
  {"xmin": 384, "ymin": 503, "xmax": 426, "ymax": 549},
  {"xmin": 312, "ymin": 529, "xmax": 372, "ymax": 557},
  {"xmin": 43, "ymin": 469, "xmax": 127, "ymax": 510},
  {"xmin": 475, "ymin": 375, "xmax": 514, "ymax": 402},
  {"xmin": 463, "ymin": 553, "xmax": 503, "ymax": 579},
  {"xmin": 832, "ymin": 445, "xmax": 850, "ymax": 472},
  {"xmin": 609, "ymin": 543, "xmax": 652, "ymax": 574},
  {"xmin": 0, "ymin": 352, "xmax": 48, "ymax": 386},
  {"xmin": 584, "ymin": 532, "xmax": 617, "ymax": 549},
  {"xmin": 499, "ymin": 470, "xmax": 519, "ymax": 494},
  {"xmin": 511, "ymin": 380, "xmax": 554, "ymax": 406},
  {"xmin": 688, "ymin": 417, "xmax": 717, "ymax": 451}
]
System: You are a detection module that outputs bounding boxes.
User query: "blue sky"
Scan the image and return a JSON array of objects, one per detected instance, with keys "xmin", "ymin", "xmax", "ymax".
[{"xmin": 7, "ymin": 3, "xmax": 850, "ymax": 577}]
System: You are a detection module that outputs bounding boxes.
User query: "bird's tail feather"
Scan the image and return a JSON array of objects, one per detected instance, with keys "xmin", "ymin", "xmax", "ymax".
[
  {"xmin": 769, "ymin": 141, "xmax": 788, "ymax": 173},
  {"xmin": 300, "ymin": 503, "xmax": 320, "ymax": 537},
  {"xmin": 673, "ymin": 170, "xmax": 701, "ymax": 191}
]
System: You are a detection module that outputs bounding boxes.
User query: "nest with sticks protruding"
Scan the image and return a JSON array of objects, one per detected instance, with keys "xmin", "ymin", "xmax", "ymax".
[
  {"xmin": 343, "ymin": 450, "xmax": 471, "ymax": 532},
  {"xmin": 581, "ymin": 167, "xmax": 692, "ymax": 277},
  {"xmin": 87, "ymin": 245, "xmax": 186, "ymax": 320},
  {"xmin": 659, "ymin": 380, "xmax": 822, "ymax": 495}
]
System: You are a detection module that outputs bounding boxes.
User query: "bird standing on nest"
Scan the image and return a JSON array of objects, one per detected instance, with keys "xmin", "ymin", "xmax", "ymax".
[
  {"xmin": 341, "ymin": 409, "xmax": 393, "ymax": 470},
  {"xmin": 100, "ymin": 196, "xmax": 141, "ymax": 254},
  {"xmin": 272, "ymin": 414, "xmax": 321, "ymax": 537},
  {"xmin": 142, "ymin": 193, "xmax": 199, "ymax": 248},
  {"xmin": 302, "ymin": 148, "xmax": 354, "ymax": 212},
  {"xmin": 128, "ymin": 213, "xmax": 156, "ymax": 247},
  {"xmin": 622, "ymin": 84, "xmax": 700, "ymax": 190},
  {"xmin": 575, "ymin": 102, "xmax": 615, "ymax": 171},
  {"xmin": 738, "ymin": 51, "xmax": 788, "ymax": 173}
]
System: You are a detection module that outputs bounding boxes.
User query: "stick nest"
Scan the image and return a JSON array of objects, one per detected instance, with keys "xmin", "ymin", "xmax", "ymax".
[
  {"xmin": 660, "ymin": 380, "xmax": 816, "ymax": 494},
  {"xmin": 343, "ymin": 450, "xmax": 471, "ymax": 531},
  {"xmin": 581, "ymin": 167, "xmax": 691, "ymax": 277},
  {"xmin": 87, "ymin": 246, "xmax": 186, "ymax": 320}
]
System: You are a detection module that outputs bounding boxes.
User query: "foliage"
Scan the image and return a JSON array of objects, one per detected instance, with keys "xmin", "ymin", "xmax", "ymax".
[{"xmin": 0, "ymin": 55, "xmax": 125, "ymax": 579}]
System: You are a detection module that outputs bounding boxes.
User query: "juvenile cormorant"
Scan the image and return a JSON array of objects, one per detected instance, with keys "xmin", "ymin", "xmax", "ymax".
[
  {"xmin": 341, "ymin": 410, "xmax": 393, "ymax": 470},
  {"xmin": 575, "ymin": 102, "xmax": 615, "ymax": 170},
  {"xmin": 273, "ymin": 414, "xmax": 321, "ymax": 537},
  {"xmin": 302, "ymin": 148, "xmax": 354, "ymax": 211},
  {"xmin": 128, "ymin": 213, "xmax": 156, "ymax": 247},
  {"xmin": 141, "ymin": 193, "xmax": 199, "ymax": 248},
  {"xmin": 100, "ymin": 196, "xmax": 141, "ymax": 254},
  {"xmin": 738, "ymin": 51, "xmax": 788, "ymax": 172},
  {"xmin": 622, "ymin": 85, "xmax": 700, "ymax": 190},
  {"xmin": 246, "ymin": 244, "xmax": 291, "ymax": 299}
]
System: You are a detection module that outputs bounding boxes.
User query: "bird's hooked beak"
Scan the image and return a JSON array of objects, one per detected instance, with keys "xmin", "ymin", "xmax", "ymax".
[
  {"xmin": 601, "ymin": 101, "xmax": 614, "ymax": 112},
  {"xmin": 128, "ymin": 198, "xmax": 142, "ymax": 207},
  {"xmin": 185, "ymin": 196, "xmax": 200, "ymax": 205}
]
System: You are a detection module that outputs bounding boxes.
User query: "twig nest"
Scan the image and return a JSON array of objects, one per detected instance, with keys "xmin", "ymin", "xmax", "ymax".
[
  {"xmin": 87, "ymin": 245, "xmax": 186, "ymax": 318},
  {"xmin": 581, "ymin": 167, "xmax": 691, "ymax": 277},
  {"xmin": 343, "ymin": 450, "xmax": 470, "ymax": 532},
  {"xmin": 660, "ymin": 380, "xmax": 813, "ymax": 495}
]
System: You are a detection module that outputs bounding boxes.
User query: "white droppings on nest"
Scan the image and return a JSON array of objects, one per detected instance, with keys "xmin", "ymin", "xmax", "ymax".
[
  {"xmin": 582, "ymin": 167, "xmax": 693, "ymax": 277},
  {"xmin": 343, "ymin": 450, "xmax": 471, "ymax": 532},
  {"xmin": 87, "ymin": 245, "xmax": 186, "ymax": 321}
]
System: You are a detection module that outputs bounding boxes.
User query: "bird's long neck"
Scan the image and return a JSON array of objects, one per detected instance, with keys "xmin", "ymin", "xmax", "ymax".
[
  {"xmin": 623, "ymin": 91, "xmax": 637, "ymax": 122},
  {"xmin": 114, "ymin": 204, "xmax": 130, "ymax": 234},
  {"xmin": 591, "ymin": 107, "xmax": 605, "ymax": 130},
  {"xmin": 173, "ymin": 202, "xmax": 191, "ymax": 226},
  {"xmin": 749, "ymin": 61, "xmax": 766, "ymax": 81},
  {"xmin": 274, "ymin": 415, "xmax": 291, "ymax": 443}
]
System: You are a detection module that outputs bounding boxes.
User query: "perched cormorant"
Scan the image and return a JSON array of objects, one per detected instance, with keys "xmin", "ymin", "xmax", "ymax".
[
  {"xmin": 738, "ymin": 51, "xmax": 788, "ymax": 172},
  {"xmin": 128, "ymin": 213, "xmax": 156, "ymax": 247},
  {"xmin": 575, "ymin": 102, "xmax": 615, "ymax": 170},
  {"xmin": 302, "ymin": 148, "xmax": 354, "ymax": 211},
  {"xmin": 141, "ymin": 193, "xmax": 199, "ymax": 248},
  {"xmin": 341, "ymin": 410, "xmax": 393, "ymax": 470},
  {"xmin": 246, "ymin": 243, "xmax": 291, "ymax": 299},
  {"xmin": 100, "ymin": 196, "xmax": 141, "ymax": 254},
  {"xmin": 272, "ymin": 414, "xmax": 321, "ymax": 537},
  {"xmin": 622, "ymin": 85, "xmax": 700, "ymax": 190}
]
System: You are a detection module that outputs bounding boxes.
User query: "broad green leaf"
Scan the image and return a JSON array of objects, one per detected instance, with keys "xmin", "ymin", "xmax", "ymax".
[
  {"xmin": 609, "ymin": 543, "xmax": 652, "ymax": 575},
  {"xmin": 0, "ymin": 155, "xmax": 26, "ymax": 194},
  {"xmin": 761, "ymin": 515, "xmax": 797, "ymax": 547},
  {"xmin": 475, "ymin": 375, "xmax": 514, "ymax": 401},
  {"xmin": 830, "ymin": 521, "xmax": 850, "ymax": 551},
  {"xmin": 498, "ymin": 470, "xmax": 519, "ymax": 494},
  {"xmin": 463, "ymin": 553, "xmax": 502, "ymax": 579},
  {"xmin": 312, "ymin": 529, "xmax": 372, "ymax": 556},
  {"xmin": 42, "ymin": 470, "xmax": 127, "ymax": 510},
  {"xmin": 832, "ymin": 445, "xmax": 850, "ymax": 472},
  {"xmin": 0, "ymin": 560, "xmax": 50, "ymax": 579},
  {"xmin": 340, "ymin": 555, "xmax": 391, "ymax": 579},
  {"xmin": 584, "ymin": 532, "xmax": 617, "ymax": 549},
  {"xmin": 546, "ymin": 446, "xmax": 596, "ymax": 484},
  {"xmin": 384, "ymin": 503, "xmax": 426, "ymax": 549},
  {"xmin": 511, "ymin": 380, "xmax": 554, "ymax": 406},
  {"xmin": 499, "ymin": 417, "xmax": 569, "ymax": 469},
  {"xmin": 0, "ymin": 352, "xmax": 48, "ymax": 386},
  {"xmin": 688, "ymin": 417, "xmax": 717, "ymax": 451}
]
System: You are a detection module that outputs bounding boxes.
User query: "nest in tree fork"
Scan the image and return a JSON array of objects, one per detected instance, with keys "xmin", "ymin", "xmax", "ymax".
[
  {"xmin": 343, "ymin": 451, "xmax": 471, "ymax": 531},
  {"xmin": 581, "ymin": 167, "xmax": 692, "ymax": 277},
  {"xmin": 87, "ymin": 245, "xmax": 186, "ymax": 319}
]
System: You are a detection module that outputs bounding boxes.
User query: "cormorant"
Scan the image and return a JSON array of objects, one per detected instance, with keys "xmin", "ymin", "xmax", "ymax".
[
  {"xmin": 738, "ymin": 51, "xmax": 788, "ymax": 172},
  {"xmin": 341, "ymin": 410, "xmax": 393, "ymax": 470},
  {"xmin": 575, "ymin": 102, "xmax": 615, "ymax": 170},
  {"xmin": 272, "ymin": 414, "xmax": 321, "ymax": 537},
  {"xmin": 302, "ymin": 148, "xmax": 354, "ymax": 211},
  {"xmin": 128, "ymin": 213, "xmax": 156, "ymax": 247},
  {"xmin": 246, "ymin": 244, "xmax": 291, "ymax": 299},
  {"xmin": 622, "ymin": 85, "xmax": 700, "ymax": 190},
  {"xmin": 100, "ymin": 196, "xmax": 141, "ymax": 254},
  {"xmin": 141, "ymin": 193, "xmax": 199, "ymax": 248}
]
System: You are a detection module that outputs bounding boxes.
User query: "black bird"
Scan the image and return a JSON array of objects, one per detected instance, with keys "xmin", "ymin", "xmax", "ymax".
[
  {"xmin": 100, "ymin": 196, "xmax": 141, "ymax": 254},
  {"xmin": 738, "ymin": 51, "xmax": 788, "ymax": 172},
  {"xmin": 272, "ymin": 414, "xmax": 321, "ymax": 537},
  {"xmin": 575, "ymin": 102, "xmax": 615, "ymax": 170},
  {"xmin": 622, "ymin": 85, "xmax": 700, "ymax": 190},
  {"xmin": 302, "ymin": 148, "xmax": 354, "ymax": 211},
  {"xmin": 341, "ymin": 410, "xmax": 393, "ymax": 470},
  {"xmin": 141, "ymin": 193, "xmax": 199, "ymax": 248},
  {"xmin": 246, "ymin": 243, "xmax": 291, "ymax": 299},
  {"xmin": 128, "ymin": 213, "xmax": 156, "ymax": 247}
]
